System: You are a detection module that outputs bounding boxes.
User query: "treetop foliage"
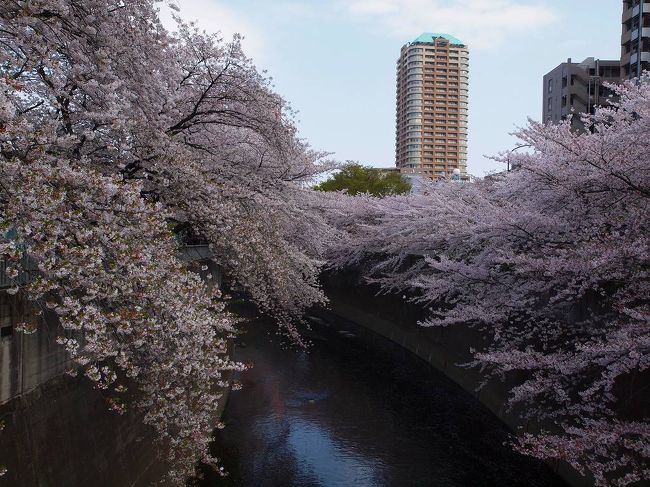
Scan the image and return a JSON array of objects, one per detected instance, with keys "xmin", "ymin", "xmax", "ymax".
[{"xmin": 314, "ymin": 163, "xmax": 411, "ymax": 197}]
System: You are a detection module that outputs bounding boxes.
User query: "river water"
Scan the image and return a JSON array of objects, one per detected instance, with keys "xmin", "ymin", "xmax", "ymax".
[{"xmin": 198, "ymin": 312, "xmax": 567, "ymax": 487}]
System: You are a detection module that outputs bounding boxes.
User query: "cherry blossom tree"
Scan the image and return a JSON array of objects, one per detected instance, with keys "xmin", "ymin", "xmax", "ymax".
[
  {"xmin": 1, "ymin": 158, "xmax": 244, "ymax": 482},
  {"xmin": 0, "ymin": 0, "xmax": 335, "ymax": 482},
  {"xmin": 1, "ymin": 0, "xmax": 335, "ymax": 322},
  {"xmin": 328, "ymin": 78, "xmax": 650, "ymax": 486}
]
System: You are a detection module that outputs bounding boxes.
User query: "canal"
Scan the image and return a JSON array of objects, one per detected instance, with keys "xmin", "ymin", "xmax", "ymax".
[{"xmin": 198, "ymin": 312, "xmax": 567, "ymax": 487}]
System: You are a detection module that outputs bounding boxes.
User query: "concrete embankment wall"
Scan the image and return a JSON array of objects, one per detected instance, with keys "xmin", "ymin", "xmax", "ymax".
[
  {"xmin": 0, "ymin": 291, "xmax": 169, "ymax": 486},
  {"xmin": 0, "ymin": 247, "xmax": 228, "ymax": 486},
  {"xmin": 0, "ymin": 245, "xmax": 222, "ymax": 407},
  {"xmin": 0, "ymin": 294, "xmax": 72, "ymax": 405},
  {"xmin": 322, "ymin": 270, "xmax": 592, "ymax": 487},
  {"xmin": 0, "ymin": 373, "xmax": 169, "ymax": 487}
]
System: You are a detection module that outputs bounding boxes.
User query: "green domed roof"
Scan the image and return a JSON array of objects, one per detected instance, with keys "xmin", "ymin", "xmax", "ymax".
[{"xmin": 413, "ymin": 32, "xmax": 465, "ymax": 46}]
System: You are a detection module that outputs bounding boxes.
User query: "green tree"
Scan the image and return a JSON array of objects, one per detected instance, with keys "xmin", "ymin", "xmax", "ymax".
[{"xmin": 314, "ymin": 164, "xmax": 411, "ymax": 197}]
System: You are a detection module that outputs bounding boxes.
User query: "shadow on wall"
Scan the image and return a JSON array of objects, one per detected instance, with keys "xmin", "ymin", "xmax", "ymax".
[
  {"xmin": 0, "ymin": 292, "xmax": 169, "ymax": 486},
  {"xmin": 0, "ymin": 293, "xmax": 72, "ymax": 405},
  {"xmin": 0, "ymin": 372, "xmax": 169, "ymax": 486}
]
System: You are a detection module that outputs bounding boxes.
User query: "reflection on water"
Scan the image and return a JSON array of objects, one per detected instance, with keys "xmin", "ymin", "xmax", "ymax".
[
  {"xmin": 198, "ymin": 314, "xmax": 567, "ymax": 487},
  {"xmin": 257, "ymin": 415, "xmax": 383, "ymax": 487}
]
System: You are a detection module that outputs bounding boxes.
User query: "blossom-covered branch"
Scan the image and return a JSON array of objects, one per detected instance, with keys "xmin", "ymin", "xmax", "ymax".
[{"xmin": 327, "ymin": 77, "xmax": 650, "ymax": 486}]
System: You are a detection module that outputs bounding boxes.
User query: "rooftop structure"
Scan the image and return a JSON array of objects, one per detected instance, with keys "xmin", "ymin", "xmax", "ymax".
[
  {"xmin": 542, "ymin": 57, "xmax": 620, "ymax": 132},
  {"xmin": 412, "ymin": 33, "xmax": 465, "ymax": 45}
]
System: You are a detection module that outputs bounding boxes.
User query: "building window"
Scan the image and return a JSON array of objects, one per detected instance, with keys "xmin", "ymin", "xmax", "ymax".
[
  {"xmin": 548, "ymin": 78, "xmax": 552, "ymax": 93},
  {"xmin": 547, "ymin": 97, "xmax": 552, "ymax": 111}
]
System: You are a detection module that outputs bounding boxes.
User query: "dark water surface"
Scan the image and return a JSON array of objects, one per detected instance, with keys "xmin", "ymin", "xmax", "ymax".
[{"xmin": 199, "ymin": 313, "xmax": 567, "ymax": 487}]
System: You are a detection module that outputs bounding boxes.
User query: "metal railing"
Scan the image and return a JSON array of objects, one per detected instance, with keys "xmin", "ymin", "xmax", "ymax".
[{"xmin": 177, "ymin": 244, "xmax": 213, "ymax": 262}]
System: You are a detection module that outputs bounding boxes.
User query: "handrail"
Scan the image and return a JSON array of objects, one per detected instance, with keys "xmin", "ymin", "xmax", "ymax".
[{"xmin": 177, "ymin": 244, "xmax": 213, "ymax": 262}]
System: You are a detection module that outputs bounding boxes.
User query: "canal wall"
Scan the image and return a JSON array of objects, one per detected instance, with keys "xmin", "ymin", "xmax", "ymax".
[
  {"xmin": 0, "ymin": 294, "xmax": 72, "ymax": 405},
  {"xmin": 321, "ymin": 270, "xmax": 593, "ymax": 487},
  {"xmin": 0, "ymin": 373, "xmax": 170, "ymax": 486},
  {"xmin": 0, "ymin": 342, "xmax": 233, "ymax": 487},
  {"xmin": 0, "ymin": 245, "xmax": 223, "ymax": 407},
  {"xmin": 0, "ymin": 290, "xmax": 169, "ymax": 486}
]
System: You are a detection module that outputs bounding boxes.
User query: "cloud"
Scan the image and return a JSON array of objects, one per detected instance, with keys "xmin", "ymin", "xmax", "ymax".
[
  {"xmin": 158, "ymin": 0, "xmax": 265, "ymax": 61},
  {"xmin": 343, "ymin": 0, "xmax": 557, "ymax": 49}
]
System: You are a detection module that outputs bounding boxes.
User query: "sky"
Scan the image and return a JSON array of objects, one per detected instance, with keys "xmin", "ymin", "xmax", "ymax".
[{"xmin": 161, "ymin": 1, "xmax": 623, "ymax": 176}]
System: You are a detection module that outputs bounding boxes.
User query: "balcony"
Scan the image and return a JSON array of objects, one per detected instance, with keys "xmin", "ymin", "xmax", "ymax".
[
  {"xmin": 624, "ymin": 6, "xmax": 634, "ymax": 23},
  {"xmin": 623, "ymin": 28, "xmax": 633, "ymax": 44},
  {"xmin": 632, "ymin": 3, "xmax": 650, "ymax": 17},
  {"xmin": 624, "ymin": 2, "xmax": 650, "ymax": 24},
  {"xmin": 631, "ymin": 27, "xmax": 650, "ymax": 40}
]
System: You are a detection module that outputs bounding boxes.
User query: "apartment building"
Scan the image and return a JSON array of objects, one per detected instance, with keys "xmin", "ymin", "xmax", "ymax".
[
  {"xmin": 622, "ymin": 0, "xmax": 650, "ymax": 79},
  {"xmin": 542, "ymin": 57, "xmax": 620, "ymax": 132},
  {"xmin": 395, "ymin": 33, "xmax": 469, "ymax": 179}
]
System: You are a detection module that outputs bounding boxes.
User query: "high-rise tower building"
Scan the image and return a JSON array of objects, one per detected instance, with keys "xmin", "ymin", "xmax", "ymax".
[
  {"xmin": 395, "ymin": 33, "xmax": 469, "ymax": 179},
  {"xmin": 621, "ymin": 0, "xmax": 650, "ymax": 79}
]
